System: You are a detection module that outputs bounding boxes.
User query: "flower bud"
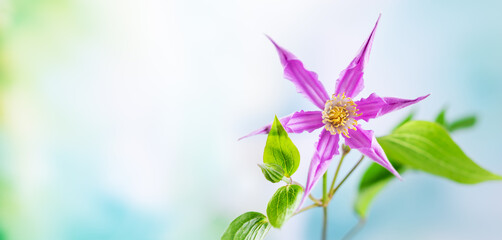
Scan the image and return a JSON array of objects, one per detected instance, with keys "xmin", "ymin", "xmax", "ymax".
[
  {"xmin": 258, "ymin": 163, "xmax": 285, "ymax": 183},
  {"xmin": 342, "ymin": 144, "xmax": 351, "ymax": 154}
]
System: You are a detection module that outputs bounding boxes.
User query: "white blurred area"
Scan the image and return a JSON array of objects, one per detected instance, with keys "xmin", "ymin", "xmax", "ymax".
[{"xmin": 2, "ymin": 0, "xmax": 502, "ymax": 239}]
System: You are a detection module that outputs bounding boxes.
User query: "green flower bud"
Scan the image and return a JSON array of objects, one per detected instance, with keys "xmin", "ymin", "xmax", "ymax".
[
  {"xmin": 258, "ymin": 163, "xmax": 285, "ymax": 183},
  {"xmin": 342, "ymin": 144, "xmax": 351, "ymax": 154}
]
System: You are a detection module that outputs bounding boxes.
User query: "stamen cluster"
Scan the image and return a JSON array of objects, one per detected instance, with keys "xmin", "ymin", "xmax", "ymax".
[{"xmin": 322, "ymin": 93, "xmax": 360, "ymax": 137}]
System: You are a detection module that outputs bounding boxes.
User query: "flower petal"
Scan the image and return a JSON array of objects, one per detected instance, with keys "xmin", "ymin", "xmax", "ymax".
[
  {"xmin": 238, "ymin": 110, "xmax": 324, "ymax": 140},
  {"xmin": 298, "ymin": 130, "xmax": 340, "ymax": 209},
  {"xmin": 334, "ymin": 15, "xmax": 380, "ymax": 98},
  {"xmin": 355, "ymin": 93, "xmax": 430, "ymax": 122},
  {"xmin": 343, "ymin": 125, "xmax": 401, "ymax": 178},
  {"xmin": 267, "ymin": 36, "xmax": 330, "ymax": 110}
]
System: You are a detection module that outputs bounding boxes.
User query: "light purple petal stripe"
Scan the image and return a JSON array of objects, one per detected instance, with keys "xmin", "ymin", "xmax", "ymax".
[
  {"xmin": 343, "ymin": 125, "xmax": 401, "ymax": 179},
  {"xmin": 267, "ymin": 36, "xmax": 330, "ymax": 110},
  {"xmin": 355, "ymin": 93, "xmax": 430, "ymax": 122},
  {"xmin": 334, "ymin": 15, "xmax": 380, "ymax": 99},
  {"xmin": 285, "ymin": 111, "xmax": 324, "ymax": 133},
  {"xmin": 238, "ymin": 110, "xmax": 323, "ymax": 140},
  {"xmin": 298, "ymin": 130, "xmax": 340, "ymax": 209}
]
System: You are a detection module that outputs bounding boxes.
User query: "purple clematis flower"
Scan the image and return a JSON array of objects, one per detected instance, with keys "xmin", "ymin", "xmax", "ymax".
[{"xmin": 240, "ymin": 16, "xmax": 429, "ymax": 206}]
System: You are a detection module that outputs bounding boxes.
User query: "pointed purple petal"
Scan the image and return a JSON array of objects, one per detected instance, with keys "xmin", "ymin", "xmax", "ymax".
[
  {"xmin": 355, "ymin": 93, "xmax": 430, "ymax": 122},
  {"xmin": 267, "ymin": 36, "xmax": 330, "ymax": 110},
  {"xmin": 238, "ymin": 110, "xmax": 324, "ymax": 140},
  {"xmin": 343, "ymin": 125, "xmax": 401, "ymax": 179},
  {"xmin": 334, "ymin": 15, "xmax": 380, "ymax": 98},
  {"xmin": 285, "ymin": 111, "xmax": 325, "ymax": 133},
  {"xmin": 298, "ymin": 130, "xmax": 340, "ymax": 209}
]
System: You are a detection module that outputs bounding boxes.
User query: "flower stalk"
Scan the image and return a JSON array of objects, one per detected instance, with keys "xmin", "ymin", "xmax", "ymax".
[
  {"xmin": 330, "ymin": 156, "xmax": 364, "ymax": 197},
  {"xmin": 294, "ymin": 151, "xmax": 365, "ymax": 239},
  {"xmin": 322, "ymin": 172, "xmax": 328, "ymax": 240},
  {"xmin": 329, "ymin": 145, "xmax": 349, "ymax": 196}
]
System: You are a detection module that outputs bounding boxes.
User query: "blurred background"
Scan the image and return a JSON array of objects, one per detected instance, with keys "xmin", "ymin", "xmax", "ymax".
[{"xmin": 1, "ymin": 0, "xmax": 501, "ymax": 239}]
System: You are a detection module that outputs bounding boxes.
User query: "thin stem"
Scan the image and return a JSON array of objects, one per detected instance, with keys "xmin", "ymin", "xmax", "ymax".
[
  {"xmin": 329, "ymin": 151, "xmax": 347, "ymax": 195},
  {"xmin": 309, "ymin": 194, "xmax": 323, "ymax": 205},
  {"xmin": 323, "ymin": 173, "xmax": 328, "ymax": 205},
  {"xmin": 329, "ymin": 155, "xmax": 364, "ymax": 197},
  {"xmin": 342, "ymin": 219, "xmax": 366, "ymax": 240},
  {"xmin": 292, "ymin": 180, "xmax": 303, "ymax": 187},
  {"xmin": 322, "ymin": 206, "xmax": 327, "ymax": 240},
  {"xmin": 281, "ymin": 176, "xmax": 292, "ymax": 184},
  {"xmin": 292, "ymin": 203, "xmax": 319, "ymax": 216},
  {"xmin": 322, "ymin": 172, "xmax": 328, "ymax": 240}
]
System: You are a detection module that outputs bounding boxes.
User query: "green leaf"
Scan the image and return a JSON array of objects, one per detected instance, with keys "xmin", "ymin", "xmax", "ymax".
[
  {"xmin": 355, "ymin": 161, "xmax": 404, "ymax": 218},
  {"xmin": 378, "ymin": 121, "xmax": 502, "ymax": 184},
  {"xmin": 448, "ymin": 115, "xmax": 477, "ymax": 132},
  {"xmin": 266, "ymin": 184, "xmax": 303, "ymax": 228},
  {"xmin": 258, "ymin": 163, "xmax": 285, "ymax": 183},
  {"xmin": 221, "ymin": 212, "xmax": 271, "ymax": 240},
  {"xmin": 393, "ymin": 112, "xmax": 414, "ymax": 132},
  {"xmin": 263, "ymin": 116, "xmax": 300, "ymax": 177},
  {"xmin": 435, "ymin": 108, "xmax": 447, "ymax": 128}
]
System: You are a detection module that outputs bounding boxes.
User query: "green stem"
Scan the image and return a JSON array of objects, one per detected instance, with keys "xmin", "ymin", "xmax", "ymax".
[
  {"xmin": 322, "ymin": 172, "xmax": 328, "ymax": 240},
  {"xmin": 329, "ymin": 151, "xmax": 347, "ymax": 197},
  {"xmin": 281, "ymin": 176, "xmax": 292, "ymax": 184},
  {"xmin": 329, "ymin": 156, "xmax": 364, "ymax": 197},
  {"xmin": 322, "ymin": 206, "xmax": 327, "ymax": 240},
  {"xmin": 323, "ymin": 173, "xmax": 328, "ymax": 204},
  {"xmin": 309, "ymin": 194, "xmax": 323, "ymax": 205},
  {"xmin": 293, "ymin": 203, "xmax": 319, "ymax": 216}
]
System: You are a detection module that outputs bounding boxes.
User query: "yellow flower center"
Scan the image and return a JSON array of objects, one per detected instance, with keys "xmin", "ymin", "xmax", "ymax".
[
  {"xmin": 322, "ymin": 93, "xmax": 360, "ymax": 137},
  {"xmin": 324, "ymin": 106, "xmax": 349, "ymax": 127}
]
